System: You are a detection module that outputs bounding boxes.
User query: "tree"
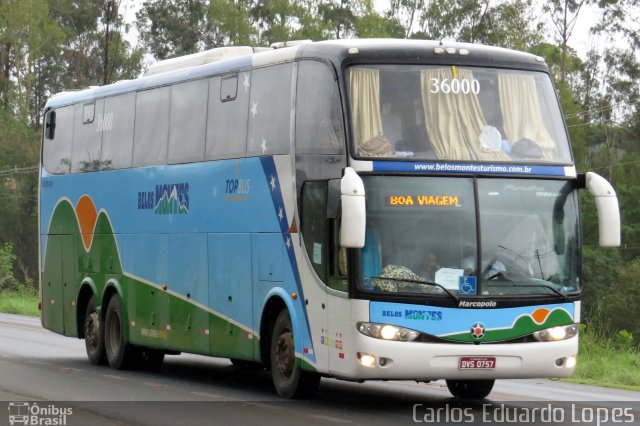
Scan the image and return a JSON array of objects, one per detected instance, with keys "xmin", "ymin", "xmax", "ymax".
[
  {"xmin": 544, "ymin": 0, "xmax": 588, "ymax": 86},
  {"xmin": 137, "ymin": 0, "xmax": 216, "ymax": 59}
]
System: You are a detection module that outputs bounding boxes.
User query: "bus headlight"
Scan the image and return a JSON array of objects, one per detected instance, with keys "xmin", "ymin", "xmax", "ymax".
[
  {"xmin": 357, "ymin": 322, "xmax": 419, "ymax": 341},
  {"xmin": 533, "ymin": 324, "xmax": 579, "ymax": 342}
]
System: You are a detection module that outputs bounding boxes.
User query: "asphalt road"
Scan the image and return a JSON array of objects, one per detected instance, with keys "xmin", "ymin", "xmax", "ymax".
[{"xmin": 0, "ymin": 313, "xmax": 638, "ymax": 426}]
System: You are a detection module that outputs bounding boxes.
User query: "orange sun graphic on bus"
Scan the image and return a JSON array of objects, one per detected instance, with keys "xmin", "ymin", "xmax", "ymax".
[
  {"xmin": 531, "ymin": 308, "xmax": 551, "ymax": 325},
  {"xmin": 75, "ymin": 195, "xmax": 98, "ymax": 250}
]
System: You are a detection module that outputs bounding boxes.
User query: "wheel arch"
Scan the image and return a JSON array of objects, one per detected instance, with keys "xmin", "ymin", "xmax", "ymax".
[
  {"xmin": 259, "ymin": 289, "xmax": 298, "ymax": 369},
  {"xmin": 76, "ymin": 278, "xmax": 98, "ymax": 338}
]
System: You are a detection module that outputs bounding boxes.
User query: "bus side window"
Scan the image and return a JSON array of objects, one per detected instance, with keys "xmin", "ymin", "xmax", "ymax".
[
  {"xmin": 42, "ymin": 106, "xmax": 73, "ymax": 174},
  {"xmin": 296, "ymin": 60, "xmax": 344, "ymax": 155},
  {"xmin": 206, "ymin": 72, "xmax": 249, "ymax": 160},
  {"xmin": 247, "ymin": 63, "xmax": 292, "ymax": 156},
  {"xmin": 72, "ymin": 100, "xmax": 103, "ymax": 172},
  {"xmin": 169, "ymin": 79, "xmax": 208, "ymax": 164},
  {"xmin": 101, "ymin": 93, "xmax": 135, "ymax": 170},
  {"xmin": 301, "ymin": 181, "xmax": 348, "ymax": 292},
  {"xmin": 133, "ymin": 86, "xmax": 170, "ymax": 167},
  {"xmin": 301, "ymin": 181, "xmax": 328, "ymax": 283}
]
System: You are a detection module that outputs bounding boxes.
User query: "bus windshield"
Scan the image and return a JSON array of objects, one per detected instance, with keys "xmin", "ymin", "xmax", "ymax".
[
  {"xmin": 348, "ymin": 65, "xmax": 571, "ymax": 164},
  {"xmin": 359, "ymin": 177, "xmax": 580, "ymax": 297}
]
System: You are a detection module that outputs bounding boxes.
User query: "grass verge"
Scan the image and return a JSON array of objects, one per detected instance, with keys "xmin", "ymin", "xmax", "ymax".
[
  {"xmin": 0, "ymin": 287, "xmax": 39, "ymax": 317},
  {"xmin": 565, "ymin": 328, "xmax": 640, "ymax": 392}
]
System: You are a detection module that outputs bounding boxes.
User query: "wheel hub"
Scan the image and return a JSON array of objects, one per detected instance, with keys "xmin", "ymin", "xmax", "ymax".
[
  {"xmin": 274, "ymin": 331, "xmax": 294, "ymax": 378},
  {"xmin": 85, "ymin": 312, "xmax": 99, "ymax": 348}
]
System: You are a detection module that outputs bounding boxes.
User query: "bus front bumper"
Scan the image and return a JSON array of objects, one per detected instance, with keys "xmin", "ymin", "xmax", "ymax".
[{"xmin": 343, "ymin": 334, "xmax": 578, "ymax": 381}]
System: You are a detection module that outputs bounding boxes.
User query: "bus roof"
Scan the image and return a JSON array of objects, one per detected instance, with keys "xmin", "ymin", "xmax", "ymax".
[{"xmin": 45, "ymin": 39, "xmax": 547, "ymax": 109}]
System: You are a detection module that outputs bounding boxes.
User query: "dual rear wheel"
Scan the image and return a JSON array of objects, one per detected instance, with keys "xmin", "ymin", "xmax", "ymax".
[{"xmin": 84, "ymin": 293, "xmax": 164, "ymax": 371}]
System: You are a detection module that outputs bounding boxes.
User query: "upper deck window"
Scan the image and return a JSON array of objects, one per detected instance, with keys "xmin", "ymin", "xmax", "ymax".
[{"xmin": 348, "ymin": 65, "xmax": 571, "ymax": 164}]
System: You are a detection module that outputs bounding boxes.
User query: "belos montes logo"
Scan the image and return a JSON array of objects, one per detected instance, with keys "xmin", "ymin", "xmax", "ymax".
[{"xmin": 137, "ymin": 182, "xmax": 189, "ymax": 215}]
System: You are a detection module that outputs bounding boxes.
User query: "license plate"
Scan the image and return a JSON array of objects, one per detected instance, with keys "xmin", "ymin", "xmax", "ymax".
[{"xmin": 459, "ymin": 356, "xmax": 496, "ymax": 369}]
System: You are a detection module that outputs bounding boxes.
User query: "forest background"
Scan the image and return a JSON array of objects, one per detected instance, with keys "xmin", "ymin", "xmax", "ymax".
[{"xmin": 0, "ymin": 0, "xmax": 638, "ymax": 350}]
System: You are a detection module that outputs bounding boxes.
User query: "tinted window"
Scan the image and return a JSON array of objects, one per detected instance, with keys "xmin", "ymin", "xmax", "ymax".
[
  {"xmin": 206, "ymin": 72, "xmax": 249, "ymax": 160},
  {"xmin": 72, "ymin": 99, "xmax": 103, "ymax": 172},
  {"xmin": 301, "ymin": 181, "xmax": 328, "ymax": 282},
  {"xmin": 133, "ymin": 87, "xmax": 170, "ymax": 166},
  {"xmin": 43, "ymin": 105, "xmax": 73, "ymax": 174},
  {"xmin": 348, "ymin": 65, "xmax": 572, "ymax": 164},
  {"xmin": 101, "ymin": 93, "xmax": 135, "ymax": 170},
  {"xmin": 169, "ymin": 79, "xmax": 208, "ymax": 164},
  {"xmin": 247, "ymin": 64, "xmax": 292, "ymax": 156},
  {"xmin": 296, "ymin": 61, "xmax": 344, "ymax": 154}
]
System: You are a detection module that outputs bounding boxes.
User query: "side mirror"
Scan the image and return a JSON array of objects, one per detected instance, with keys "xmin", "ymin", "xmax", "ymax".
[
  {"xmin": 586, "ymin": 172, "xmax": 621, "ymax": 247},
  {"xmin": 340, "ymin": 167, "xmax": 366, "ymax": 248}
]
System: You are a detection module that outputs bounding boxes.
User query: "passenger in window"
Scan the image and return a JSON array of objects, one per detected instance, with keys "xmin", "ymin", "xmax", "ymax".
[{"xmin": 418, "ymin": 252, "xmax": 440, "ymax": 281}]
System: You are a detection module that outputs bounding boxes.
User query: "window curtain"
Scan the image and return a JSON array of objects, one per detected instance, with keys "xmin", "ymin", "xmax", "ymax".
[
  {"xmin": 349, "ymin": 68, "xmax": 383, "ymax": 153},
  {"xmin": 421, "ymin": 68, "xmax": 509, "ymax": 161},
  {"xmin": 499, "ymin": 73, "xmax": 556, "ymax": 160}
]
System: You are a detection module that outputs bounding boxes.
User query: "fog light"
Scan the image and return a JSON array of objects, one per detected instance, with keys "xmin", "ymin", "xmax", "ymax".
[
  {"xmin": 566, "ymin": 355, "xmax": 577, "ymax": 368},
  {"xmin": 555, "ymin": 358, "xmax": 564, "ymax": 366},
  {"xmin": 357, "ymin": 352, "xmax": 376, "ymax": 368}
]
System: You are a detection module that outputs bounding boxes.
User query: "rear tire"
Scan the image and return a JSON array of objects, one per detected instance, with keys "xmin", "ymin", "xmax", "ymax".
[
  {"xmin": 84, "ymin": 296, "xmax": 106, "ymax": 365},
  {"xmin": 270, "ymin": 310, "xmax": 320, "ymax": 398},
  {"xmin": 104, "ymin": 294, "xmax": 135, "ymax": 370},
  {"xmin": 446, "ymin": 379, "xmax": 495, "ymax": 399}
]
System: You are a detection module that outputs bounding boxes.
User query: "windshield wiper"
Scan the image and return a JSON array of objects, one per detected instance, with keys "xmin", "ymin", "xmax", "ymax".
[
  {"xmin": 370, "ymin": 276, "xmax": 459, "ymax": 302},
  {"xmin": 484, "ymin": 282, "xmax": 569, "ymax": 300}
]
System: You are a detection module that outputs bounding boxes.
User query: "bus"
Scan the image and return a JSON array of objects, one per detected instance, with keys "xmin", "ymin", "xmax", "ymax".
[{"xmin": 39, "ymin": 39, "xmax": 620, "ymax": 399}]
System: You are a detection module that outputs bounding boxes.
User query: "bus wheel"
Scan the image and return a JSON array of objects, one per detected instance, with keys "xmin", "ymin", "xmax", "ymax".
[
  {"xmin": 270, "ymin": 309, "xmax": 320, "ymax": 398},
  {"xmin": 446, "ymin": 379, "xmax": 495, "ymax": 399},
  {"xmin": 104, "ymin": 294, "xmax": 135, "ymax": 370},
  {"xmin": 136, "ymin": 347, "xmax": 164, "ymax": 371},
  {"xmin": 84, "ymin": 296, "xmax": 106, "ymax": 365}
]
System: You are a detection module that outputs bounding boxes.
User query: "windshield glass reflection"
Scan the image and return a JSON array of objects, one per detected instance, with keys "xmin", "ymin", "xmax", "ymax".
[
  {"xmin": 348, "ymin": 65, "xmax": 571, "ymax": 164},
  {"xmin": 358, "ymin": 177, "xmax": 580, "ymax": 297}
]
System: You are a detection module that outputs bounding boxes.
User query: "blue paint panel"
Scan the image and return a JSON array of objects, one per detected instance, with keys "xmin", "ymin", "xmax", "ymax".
[
  {"xmin": 373, "ymin": 161, "xmax": 568, "ymax": 176},
  {"xmin": 121, "ymin": 233, "xmax": 208, "ymax": 307},
  {"xmin": 40, "ymin": 159, "xmax": 282, "ymax": 251},
  {"xmin": 257, "ymin": 158, "xmax": 316, "ymax": 363},
  {"xmin": 121, "ymin": 234, "xmax": 170, "ymax": 286},
  {"xmin": 40, "ymin": 156, "xmax": 317, "ymax": 362},
  {"xmin": 370, "ymin": 301, "xmax": 574, "ymax": 336},
  {"xmin": 208, "ymin": 234, "xmax": 253, "ymax": 328}
]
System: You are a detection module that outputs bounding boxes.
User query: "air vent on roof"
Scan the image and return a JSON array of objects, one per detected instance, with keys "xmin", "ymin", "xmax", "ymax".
[
  {"xmin": 144, "ymin": 47, "xmax": 257, "ymax": 76},
  {"xmin": 270, "ymin": 40, "xmax": 312, "ymax": 49}
]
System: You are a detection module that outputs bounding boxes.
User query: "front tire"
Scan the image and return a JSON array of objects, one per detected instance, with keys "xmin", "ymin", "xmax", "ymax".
[
  {"xmin": 270, "ymin": 310, "xmax": 320, "ymax": 398},
  {"xmin": 84, "ymin": 295, "xmax": 106, "ymax": 365},
  {"xmin": 104, "ymin": 294, "xmax": 135, "ymax": 370},
  {"xmin": 446, "ymin": 379, "xmax": 495, "ymax": 399}
]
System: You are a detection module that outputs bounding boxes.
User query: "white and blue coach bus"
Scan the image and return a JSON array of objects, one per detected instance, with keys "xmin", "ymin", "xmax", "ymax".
[{"xmin": 39, "ymin": 39, "xmax": 620, "ymax": 399}]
